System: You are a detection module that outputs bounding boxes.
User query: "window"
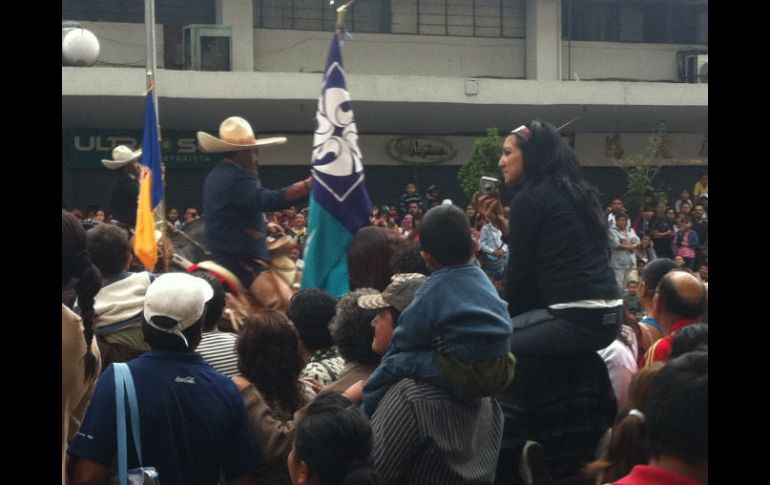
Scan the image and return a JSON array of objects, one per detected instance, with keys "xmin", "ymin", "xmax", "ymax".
[
  {"xmin": 255, "ymin": 0, "xmax": 525, "ymax": 38},
  {"xmin": 672, "ymin": 4, "xmax": 707, "ymax": 44},
  {"xmin": 563, "ymin": 1, "xmax": 619, "ymax": 42},
  {"xmin": 642, "ymin": 3, "xmax": 669, "ymax": 44},
  {"xmin": 562, "ymin": 0, "xmax": 708, "ymax": 45},
  {"xmin": 62, "ymin": 0, "xmax": 215, "ymax": 25},
  {"xmin": 254, "ymin": 0, "xmax": 384, "ymax": 33},
  {"xmin": 397, "ymin": 0, "xmax": 524, "ymax": 38}
]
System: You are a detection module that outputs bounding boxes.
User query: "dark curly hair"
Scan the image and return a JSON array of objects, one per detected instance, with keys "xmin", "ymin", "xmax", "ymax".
[
  {"xmin": 62, "ymin": 210, "xmax": 103, "ymax": 381},
  {"xmin": 287, "ymin": 288, "xmax": 337, "ymax": 351},
  {"xmin": 330, "ymin": 289, "xmax": 381, "ymax": 367},
  {"xmin": 237, "ymin": 310, "xmax": 306, "ymax": 413}
]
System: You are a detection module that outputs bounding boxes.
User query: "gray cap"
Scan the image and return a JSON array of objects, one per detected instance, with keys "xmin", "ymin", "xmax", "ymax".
[{"xmin": 357, "ymin": 273, "xmax": 426, "ymax": 312}]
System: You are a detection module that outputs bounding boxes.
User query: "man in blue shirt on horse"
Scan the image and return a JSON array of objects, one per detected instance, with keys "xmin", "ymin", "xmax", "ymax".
[{"xmin": 197, "ymin": 116, "xmax": 312, "ymax": 312}]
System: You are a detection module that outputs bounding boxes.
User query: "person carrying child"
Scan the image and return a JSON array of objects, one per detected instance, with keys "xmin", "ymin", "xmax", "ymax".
[{"xmin": 356, "ymin": 204, "xmax": 516, "ymax": 417}]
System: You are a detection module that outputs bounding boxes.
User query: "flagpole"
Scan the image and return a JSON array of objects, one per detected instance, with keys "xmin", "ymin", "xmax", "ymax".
[
  {"xmin": 336, "ymin": 0, "xmax": 357, "ymax": 36},
  {"xmin": 145, "ymin": 0, "xmax": 169, "ymax": 271},
  {"xmin": 301, "ymin": 0, "xmax": 372, "ymax": 295}
]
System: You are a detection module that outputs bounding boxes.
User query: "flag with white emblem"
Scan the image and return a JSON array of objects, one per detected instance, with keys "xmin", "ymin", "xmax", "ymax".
[{"xmin": 301, "ymin": 33, "xmax": 372, "ymax": 297}]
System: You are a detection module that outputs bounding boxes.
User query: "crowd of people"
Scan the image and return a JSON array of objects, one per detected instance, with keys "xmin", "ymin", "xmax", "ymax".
[{"xmin": 62, "ymin": 117, "xmax": 708, "ymax": 485}]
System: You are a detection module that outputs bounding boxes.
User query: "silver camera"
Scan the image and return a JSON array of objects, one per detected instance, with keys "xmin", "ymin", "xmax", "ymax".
[{"xmin": 479, "ymin": 176, "xmax": 499, "ymax": 194}]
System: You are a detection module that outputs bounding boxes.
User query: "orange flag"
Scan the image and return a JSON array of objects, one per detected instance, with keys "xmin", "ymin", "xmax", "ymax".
[{"xmin": 133, "ymin": 167, "xmax": 157, "ymax": 270}]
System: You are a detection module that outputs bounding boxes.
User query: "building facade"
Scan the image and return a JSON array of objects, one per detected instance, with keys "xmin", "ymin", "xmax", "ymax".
[{"xmin": 62, "ymin": 0, "xmax": 708, "ymax": 212}]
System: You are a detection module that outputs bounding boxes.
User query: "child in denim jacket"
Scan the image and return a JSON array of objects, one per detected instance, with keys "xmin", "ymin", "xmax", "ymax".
[{"xmin": 358, "ymin": 204, "xmax": 515, "ymax": 417}]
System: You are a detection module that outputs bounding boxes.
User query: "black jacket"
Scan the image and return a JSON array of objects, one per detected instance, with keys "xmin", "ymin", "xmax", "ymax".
[
  {"xmin": 108, "ymin": 171, "xmax": 139, "ymax": 227},
  {"xmin": 504, "ymin": 180, "xmax": 619, "ymax": 317}
]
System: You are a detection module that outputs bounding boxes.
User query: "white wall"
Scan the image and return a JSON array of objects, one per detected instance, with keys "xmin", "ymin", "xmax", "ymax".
[
  {"xmin": 216, "ymin": 0, "xmax": 253, "ymax": 71},
  {"xmin": 75, "ymin": 21, "xmax": 706, "ymax": 84},
  {"xmin": 76, "ymin": 21, "xmax": 164, "ymax": 68},
  {"xmin": 253, "ymin": 29, "xmax": 526, "ymax": 79},
  {"xmin": 575, "ymin": 133, "xmax": 708, "ymax": 167},
  {"xmin": 63, "ymin": 67, "xmax": 707, "ymax": 108},
  {"xmin": 526, "ymin": 0, "xmax": 561, "ymax": 80},
  {"xmin": 562, "ymin": 41, "xmax": 707, "ymax": 82}
]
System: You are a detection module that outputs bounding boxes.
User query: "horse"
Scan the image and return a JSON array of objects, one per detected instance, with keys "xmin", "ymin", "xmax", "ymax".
[
  {"xmin": 163, "ymin": 217, "xmax": 301, "ymax": 330},
  {"xmin": 164, "ymin": 218, "xmax": 209, "ymax": 267}
]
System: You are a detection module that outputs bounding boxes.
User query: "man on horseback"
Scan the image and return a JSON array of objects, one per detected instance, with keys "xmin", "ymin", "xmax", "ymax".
[
  {"xmin": 101, "ymin": 145, "xmax": 142, "ymax": 229},
  {"xmin": 198, "ymin": 116, "xmax": 312, "ymax": 313}
]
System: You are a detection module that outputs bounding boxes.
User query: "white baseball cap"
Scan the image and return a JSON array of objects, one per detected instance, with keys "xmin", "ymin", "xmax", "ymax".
[{"xmin": 143, "ymin": 273, "xmax": 214, "ymax": 347}]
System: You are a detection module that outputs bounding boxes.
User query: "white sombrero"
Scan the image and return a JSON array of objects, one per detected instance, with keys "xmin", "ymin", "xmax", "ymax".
[
  {"xmin": 101, "ymin": 145, "xmax": 142, "ymax": 170},
  {"xmin": 194, "ymin": 260, "xmax": 248, "ymax": 295},
  {"xmin": 196, "ymin": 116, "xmax": 287, "ymax": 153}
]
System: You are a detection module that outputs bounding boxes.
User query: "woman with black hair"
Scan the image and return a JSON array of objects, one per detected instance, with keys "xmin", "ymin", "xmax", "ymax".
[
  {"xmin": 479, "ymin": 122, "xmax": 622, "ymax": 483},
  {"xmin": 480, "ymin": 120, "xmax": 622, "ymax": 354},
  {"xmin": 288, "ymin": 392, "xmax": 381, "ymax": 485}
]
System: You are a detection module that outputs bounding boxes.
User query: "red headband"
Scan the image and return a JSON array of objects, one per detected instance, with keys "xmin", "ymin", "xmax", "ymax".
[{"xmin": 511, "ymin": 125, "xmax": 532, "ymax": 141}]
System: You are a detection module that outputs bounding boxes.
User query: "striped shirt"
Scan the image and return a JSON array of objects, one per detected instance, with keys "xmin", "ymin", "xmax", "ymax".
[
  {"xmin": 196, "ymin": 331, "xmax": 239, "ymax": 377},
  {"xmin": 371, "ymin": 378, "xmax": 504, "ymax": 485}
]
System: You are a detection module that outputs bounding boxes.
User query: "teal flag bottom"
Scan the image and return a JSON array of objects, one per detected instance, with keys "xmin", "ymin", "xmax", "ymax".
[{"xmin": 300, "ymin": 195, "xmax": 353, "ymax": 298}]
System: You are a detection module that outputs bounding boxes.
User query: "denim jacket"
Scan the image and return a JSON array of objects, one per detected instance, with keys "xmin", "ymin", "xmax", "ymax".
[{"xmin": 362, "ymin": 264, "xmax": 513, "ymax": 417}]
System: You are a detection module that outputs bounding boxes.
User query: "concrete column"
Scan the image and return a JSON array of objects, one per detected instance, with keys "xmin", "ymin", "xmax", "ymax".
[
  {"xmin": 216, "ymin": 0, "xmax": 254, "ymax": 72},
  {"xmin": 526, "ymin": 0, "xmax": 561, "ymax": 81}
]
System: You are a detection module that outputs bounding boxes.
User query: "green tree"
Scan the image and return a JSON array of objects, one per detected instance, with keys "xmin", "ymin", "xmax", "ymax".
[
  {"xmin": 458, "ymin": 128, "xmax": 503, "ymax": 197},
  {"xmin": 614, "ymin": 123, "xmax": 670, "ymax": 217}
]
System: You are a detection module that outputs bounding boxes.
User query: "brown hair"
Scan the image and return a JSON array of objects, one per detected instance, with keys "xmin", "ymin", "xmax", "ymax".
[
  {"xmin": 583, "ymin": 367, "xmax": 662, "ymax": 482},
  {"xmin": 347, "ymin": 226, "xmax": 405, "ymax": 291},
  {"xmin": 236, "ymin": 310, "xmax": 306, "ymax": 413}
]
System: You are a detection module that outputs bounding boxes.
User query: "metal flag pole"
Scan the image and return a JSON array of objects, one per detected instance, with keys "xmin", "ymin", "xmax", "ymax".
[
  {"xmin": 145, "ymin": 0, "xmax": 158, "ymax": 110},
  {"xmin": 336, "ymin": 0, "xmax": 357, "ymax": 36},
  {"xmin": 145, "ymin": 0, "xmax": 169, "ymax": 271}
]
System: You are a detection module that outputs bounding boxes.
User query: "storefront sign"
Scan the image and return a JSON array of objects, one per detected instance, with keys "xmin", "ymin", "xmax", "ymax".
[
  {"xmin": 388, "ymin": 137, "xmax": 456, "ymax": 164},
  {"xmin": 63, "ymin": 130, "xmax": 217, "ymax": 168}
]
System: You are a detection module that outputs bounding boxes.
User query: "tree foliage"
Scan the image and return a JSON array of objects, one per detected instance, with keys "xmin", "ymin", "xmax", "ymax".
[
  {"xmin": 614, "ymin": 123, "xmax": 670, "ymax": 216},
  {"xmin": 458, "ymin": 128, "xmax": 503, "ymax": 197}
]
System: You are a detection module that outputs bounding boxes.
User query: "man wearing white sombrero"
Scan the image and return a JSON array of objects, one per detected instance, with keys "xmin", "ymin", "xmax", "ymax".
[
  {"xmin": 198, "ymin": 116, "xmax": 312, "ymax": 312},
  {"xmin": 101, "ymin": 145, "xmax": 142, "ymax": 228}
]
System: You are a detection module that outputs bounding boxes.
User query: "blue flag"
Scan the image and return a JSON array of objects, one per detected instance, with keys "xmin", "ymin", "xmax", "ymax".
[
  {"xmin": 134, "ymin": 89, "xmax": 164, "ymax": 270},
  {"xmin": 134, "ymin": 165, "xmax": 156, "ymax": 270},
  {"xmin": 301, "ymin": 33, "xmax": 372, "ymax": 297},
  {"xmin": 141, "ymin": 90, "xmax": 164, "ymax": 208}
]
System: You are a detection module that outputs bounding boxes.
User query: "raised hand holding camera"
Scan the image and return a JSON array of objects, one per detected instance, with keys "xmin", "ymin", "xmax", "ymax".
[
  {"xmin": 479, "ymin": 176, "xmax": 499, "ymax": 195},
  {"xmin": 474, "ymin": 180, "xmax": 509, "ymax": 237}
]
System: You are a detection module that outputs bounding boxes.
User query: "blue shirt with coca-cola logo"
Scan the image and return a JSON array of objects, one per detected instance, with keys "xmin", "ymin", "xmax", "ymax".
[{"xmin": 68, "ymin": 350, "xmax": 260, "ymax": 484}]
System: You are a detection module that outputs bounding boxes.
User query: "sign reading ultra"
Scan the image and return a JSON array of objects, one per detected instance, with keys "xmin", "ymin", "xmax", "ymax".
[
  {"xmin": 63, "ymin": 130, "xmax": 217, "ymax": 168},
  {"xmin": 388, "ymin": 137, "xmax": 457, "ymax": 164}
]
